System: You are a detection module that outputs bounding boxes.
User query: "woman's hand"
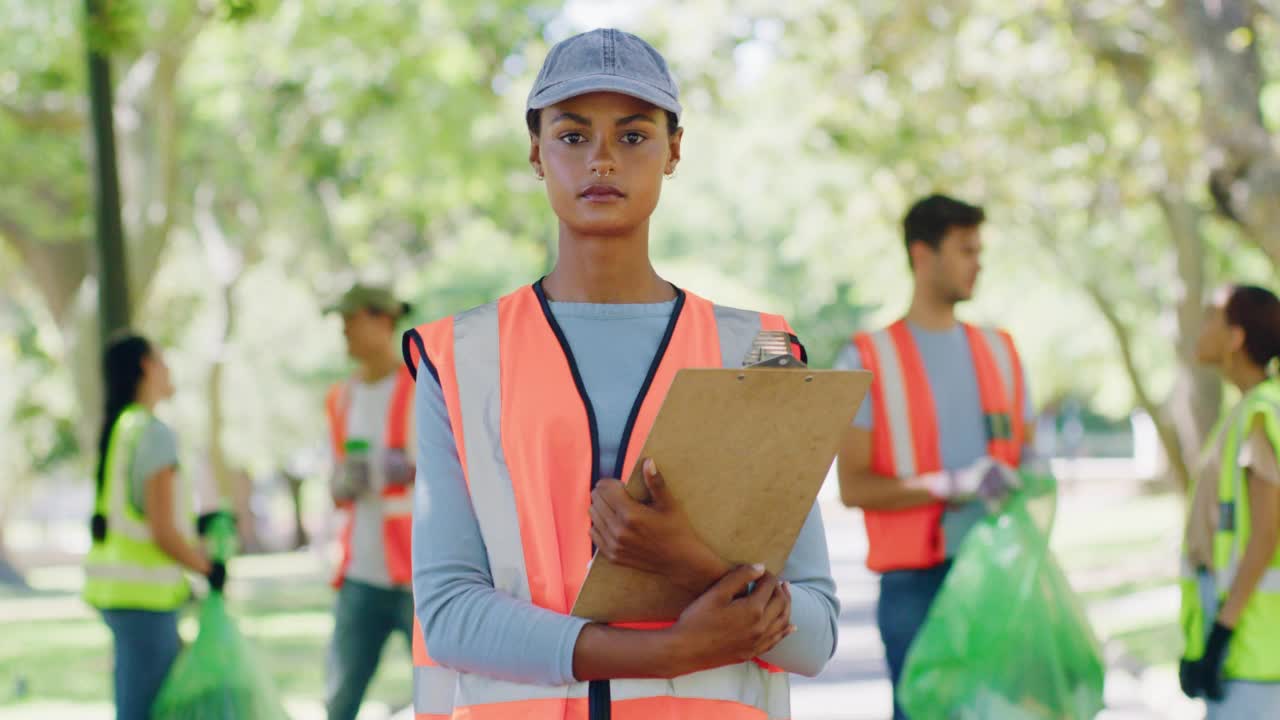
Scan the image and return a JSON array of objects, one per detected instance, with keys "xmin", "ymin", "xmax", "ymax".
[
  {"xmin": 571, "ymin": 564, "xmax": 795, "ymax": 681},
  {"xmin": 589, "ymin": 459, "xmax": 729, "ymax": 594},
  {"xmin": 666, "ymin": 564, "xmax": 794, "ymax": 675}
]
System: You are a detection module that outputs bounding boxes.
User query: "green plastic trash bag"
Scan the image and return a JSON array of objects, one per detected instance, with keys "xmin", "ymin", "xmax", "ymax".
[
  {"xmin": 899, "ymin": 471, "xmax": 1105, "ymax": 720},
  {"xmin": 152, "ymin": 513, "xmax": 289, "ymax": 720},
  {"xmin": 151, "ymin": 593, "xmax": 288, "ymax": 720}
]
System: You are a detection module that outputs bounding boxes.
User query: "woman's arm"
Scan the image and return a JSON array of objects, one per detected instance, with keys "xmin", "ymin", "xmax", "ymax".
[
  {"xmin": 757, "ymin": 502, "xmax": 839, "ymax": 677},
  {"xmin": 1218, "ymin": 417, "xmax": 1280, "ymax": 627},
  {"xmin": 144, "ymin": 467, "xmax": 211, "ymax": 575},
  {"xmin": 413, "ymin": 364, "xmax": 589, "ymax": 685}
]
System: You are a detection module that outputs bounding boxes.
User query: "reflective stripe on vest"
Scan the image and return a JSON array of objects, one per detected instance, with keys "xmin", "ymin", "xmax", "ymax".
[
  {"xmin": 1179, "ymin": 557, "xmax": 1280, "ymax": 598},
  {"xmin": 412, "ymin": 616, "xmax": 456, "ymax": 718},
  {"xmin": 83, "ymin": 405, "xmax": 193, "ymax": 611},
  {"xmin": 853, "ymin": 321, "xmax": 1025, "ymax": 573},
  {"xmin": 325, "ymin": 366, "xmax": 416, "ymax": 587},
  {"xmin": 84, "ymin": 562, "xmax": 185, "ymax": 585},
  {"xmin": 404, "ymin": 284, "xmax": 797, "ymax": 720}
]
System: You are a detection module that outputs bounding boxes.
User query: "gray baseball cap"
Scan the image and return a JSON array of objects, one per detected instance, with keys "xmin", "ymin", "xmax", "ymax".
[{"xmin": 527, "ymin": 29, "xmax": 681, "ymax": 122}]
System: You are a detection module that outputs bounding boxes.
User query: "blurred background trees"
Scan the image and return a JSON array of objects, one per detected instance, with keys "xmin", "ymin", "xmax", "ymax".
[{"xmin": 3, "ymin": 0, "xmax": 1279, "ymax": 575}]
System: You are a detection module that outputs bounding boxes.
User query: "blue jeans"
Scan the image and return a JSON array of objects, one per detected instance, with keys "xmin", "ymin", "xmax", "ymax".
[
  {"xmin": 325, "ymin": 580, "xmax": 414, "ymax": 720},
  {"xmin": 101, "ymin": 609, "xmax": 181, "ymax": 720},
  {"xmin": 1196, "ymin": 570, "xmax": 1280, "ymax": 719},
  {"xmin": 877, "ymin": 561, "xmax": 952, "ymax": 720}
]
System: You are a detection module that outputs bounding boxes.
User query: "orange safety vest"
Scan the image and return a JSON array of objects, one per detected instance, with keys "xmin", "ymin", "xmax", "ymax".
[
  {"xmin": 852, "ymin": 320, "xmax": 1025, "ymax": 573},
  {"xmin": 324, "ymin": 366, "xmax": 415, "ymax": 588},
  {"xmin": 402, "ymin": 282, "xmax": 800, "ymax": 720}
]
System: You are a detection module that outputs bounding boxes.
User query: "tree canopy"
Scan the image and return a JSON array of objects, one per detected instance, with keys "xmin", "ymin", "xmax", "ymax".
[{"xmin": 3, "ymin": 0, "xmax": 1279, "ymax": 524}]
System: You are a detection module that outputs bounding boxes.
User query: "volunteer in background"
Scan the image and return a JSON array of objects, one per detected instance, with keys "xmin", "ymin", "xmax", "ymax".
[
  {"xmin": 835, "ymin": 194, "xmax": 1035, "ymax": 719},
  {"xmin": 323, "ymin": 285, "xmax": 418, "ymax": 720},
  {"xmin": 1181, "ymin": 284, "xmax": 1280, "ymax": 717},
  {"xmin": 402, "ymin": 28, "xmax": 839, "ymax": 720},
  {"xmin": 84, "ymin": 332, "xmax": 224, "ymax": 720}
]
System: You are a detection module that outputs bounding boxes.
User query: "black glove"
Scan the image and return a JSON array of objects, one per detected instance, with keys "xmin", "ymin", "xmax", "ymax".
[
  {"xmin": 90, "ymin": 513, "xmax": 108, "ymax": 543},
  {"xmin": 207, "ymin": 560, "xmax": 227, "ymax": 593},
  {"xmin": 1198, "ymin": 621, "xmax": 1234, "ymax": 701},
  {"xmin": 1179, "ymin": 657, "xmax": 1200, "ymax": 698}
]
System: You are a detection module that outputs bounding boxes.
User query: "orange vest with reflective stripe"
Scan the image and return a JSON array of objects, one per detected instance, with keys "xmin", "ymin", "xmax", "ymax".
[
  {"xmin": 852, "ymin": 320, "xmax": 1025, "ymax": 573},
  {"xmin": 324, "ymin": 366, "xmax": 415, "ymax": 587},
  {"xmin": 403, "ymin": 282, "xmax": 798, "ymax": 720}
]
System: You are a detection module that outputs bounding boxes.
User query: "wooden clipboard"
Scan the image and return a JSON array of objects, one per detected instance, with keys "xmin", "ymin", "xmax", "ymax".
[{"xmin": 570, "ymin": 367, "xmax": 872, "ymax": 622}]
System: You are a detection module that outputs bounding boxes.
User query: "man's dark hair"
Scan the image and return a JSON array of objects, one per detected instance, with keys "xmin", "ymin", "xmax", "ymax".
[
  {"xmin": 903, "ymin": 194, "xmax": 985, "ymax": 268},
  {"xmin": 526, "ymin": 108, "xmax": 680, "ymax": 137}
]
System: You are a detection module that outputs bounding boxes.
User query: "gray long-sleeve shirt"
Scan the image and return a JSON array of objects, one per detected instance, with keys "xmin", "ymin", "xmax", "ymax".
[{"xmin": 412, "ymin": 300, "xmax": 839, "ymax": 685}]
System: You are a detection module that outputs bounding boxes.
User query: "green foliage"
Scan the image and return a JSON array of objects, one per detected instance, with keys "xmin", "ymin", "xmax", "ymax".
[{"xmin": 2, "ymin": 0, "xmax": 1279, "ymax": 501}]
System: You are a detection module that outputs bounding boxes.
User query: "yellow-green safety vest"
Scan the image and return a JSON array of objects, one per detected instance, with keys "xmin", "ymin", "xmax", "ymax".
[
  {"xmin": 83, "ymin": 405, "xmax": 195, "ymax": 611},
  {"xmin": 1181, "ymin": 378, "xmax": 1280, "ymax": 681}
]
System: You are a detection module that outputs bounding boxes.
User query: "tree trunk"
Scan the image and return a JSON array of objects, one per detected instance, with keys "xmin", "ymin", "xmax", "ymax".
[
  {"xmin": 1083, "ymin": 283, "xmax": 1196, "ymax": 494},
  {"xmin": 84, "ymin": 0, "xmax": 132, "ymax": 337},
  {"xmin": 1159, "ymin": 193, "xmax": 1222, "ymax": 488},
  {"xmin": 282, "ymin": 469, "xmax": 310, "ymax": 550},
  {"xmin": 1070, "ymin": 12, "xmax": 1222, "ymax": 493}
]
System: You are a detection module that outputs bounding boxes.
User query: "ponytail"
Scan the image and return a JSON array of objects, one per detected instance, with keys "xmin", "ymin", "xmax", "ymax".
[{"xmin": 93, "ymin": 333, "xmax": 151, "ymax": 542}]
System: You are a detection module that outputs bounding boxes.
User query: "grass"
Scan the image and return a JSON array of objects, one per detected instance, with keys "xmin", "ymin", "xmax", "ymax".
[
  {"xmin": 0, "ymin": 554, "xmax": 411, "ymax": 713},
  {"xmin": 1051, "ymin": 490, "xmax": 1185, "ymax": 670},
  {"xmin": 0, "ymin": 488, "xmax": 1190, "ymax": 715},
  {"xmin": 1111, "ymin": 623, "xmax": 1185, "ymax": 668}
]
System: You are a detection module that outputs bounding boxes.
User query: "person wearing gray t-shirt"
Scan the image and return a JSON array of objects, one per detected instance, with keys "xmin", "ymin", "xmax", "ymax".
[
  {"xmin": 321, "ymin": 284, "xmax": 418, "ymax": 720},
  {"xmin": 835, "ymin": 195, "xmax": 1035, "ymax": 720}
]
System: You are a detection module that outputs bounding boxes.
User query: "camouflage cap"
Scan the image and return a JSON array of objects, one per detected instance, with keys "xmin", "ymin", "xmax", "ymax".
[{"xmin": 324, "ymin": 283, "xmax": 411, "ymax": 318}]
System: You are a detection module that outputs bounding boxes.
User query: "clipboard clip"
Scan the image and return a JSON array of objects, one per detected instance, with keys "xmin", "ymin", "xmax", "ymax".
[{"xmin": 742, "ymin": 330, "xmax": 808, "ymax": 369}]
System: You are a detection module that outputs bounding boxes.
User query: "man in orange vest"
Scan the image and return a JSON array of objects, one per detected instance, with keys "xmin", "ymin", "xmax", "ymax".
[
  {"xmin": 323, "ymin": 284, "xmax": 417, "ymax": 720},
  {"xmin": 835, "ymin": 194, "xmax": 1034, "ymax": 720}
]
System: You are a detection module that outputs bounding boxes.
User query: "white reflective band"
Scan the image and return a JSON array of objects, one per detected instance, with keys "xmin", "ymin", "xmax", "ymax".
[
  {"xmin": 382, "ymin": 496, "xmax": 414, "ymax": 517},
  {"xmin": 453, "ymin": 302, "xmax": 533, "ymax": 603},
  {"xmin": 713, "ymin": 306, "xmax": 764, "ymax": 368},
  {"xmin": 84, "ymin": 561, "xmax": 184, "ymax": 585},
  {"xmin": 452, "ymin": 662, "xmax": 786, "ymax": 712},
  {"xmin": 979, "ymin": 326, "xmax": 1016, "ymax": 403},
  {"xmin": 1264, "ymin": 570, "xmax": 1280, "ymax": 593},
  {"xmin": 413, "ymin": 664, "xmax": 456, "ymax": 716},
  {"xmin": 1180, "ymin": 556, "xmax": 1198, "ymax": 580},
  {"xmin": 868, "ymin": 329, "xmax": 917, "ymax": 478},
  {"xmin": 111, "ymin": 514, "xmax": 154, "ymax": 543},
  {"xmin": 1217, "ymin": 565, "xmax": 1280, "ymax": 595}
]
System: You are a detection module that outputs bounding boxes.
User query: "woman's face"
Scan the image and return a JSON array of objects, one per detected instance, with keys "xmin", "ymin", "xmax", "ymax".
[
  {"xmin": 1196, "ymin": 289, "xmax": 1242, "ymax": 368},
  {"xmin": 530, "ymin": 92, "xmax": 681, "ymax": 237},
  {"xmin": 141, "ymin": 349, "xmax": 175, "ymax": 401}
]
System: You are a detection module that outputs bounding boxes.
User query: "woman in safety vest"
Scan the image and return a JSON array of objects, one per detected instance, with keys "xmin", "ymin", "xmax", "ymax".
[
  {"xmin": 402, "ymin": 28, "xmax": 839, "ymax": 720},
  {"xmin": 83, "ymin": 333, "xmax": 224, "ymax": 720},
  {"xmin": 1181, "ymin": 285, "xmax": 1280, "ymax": 717}
]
